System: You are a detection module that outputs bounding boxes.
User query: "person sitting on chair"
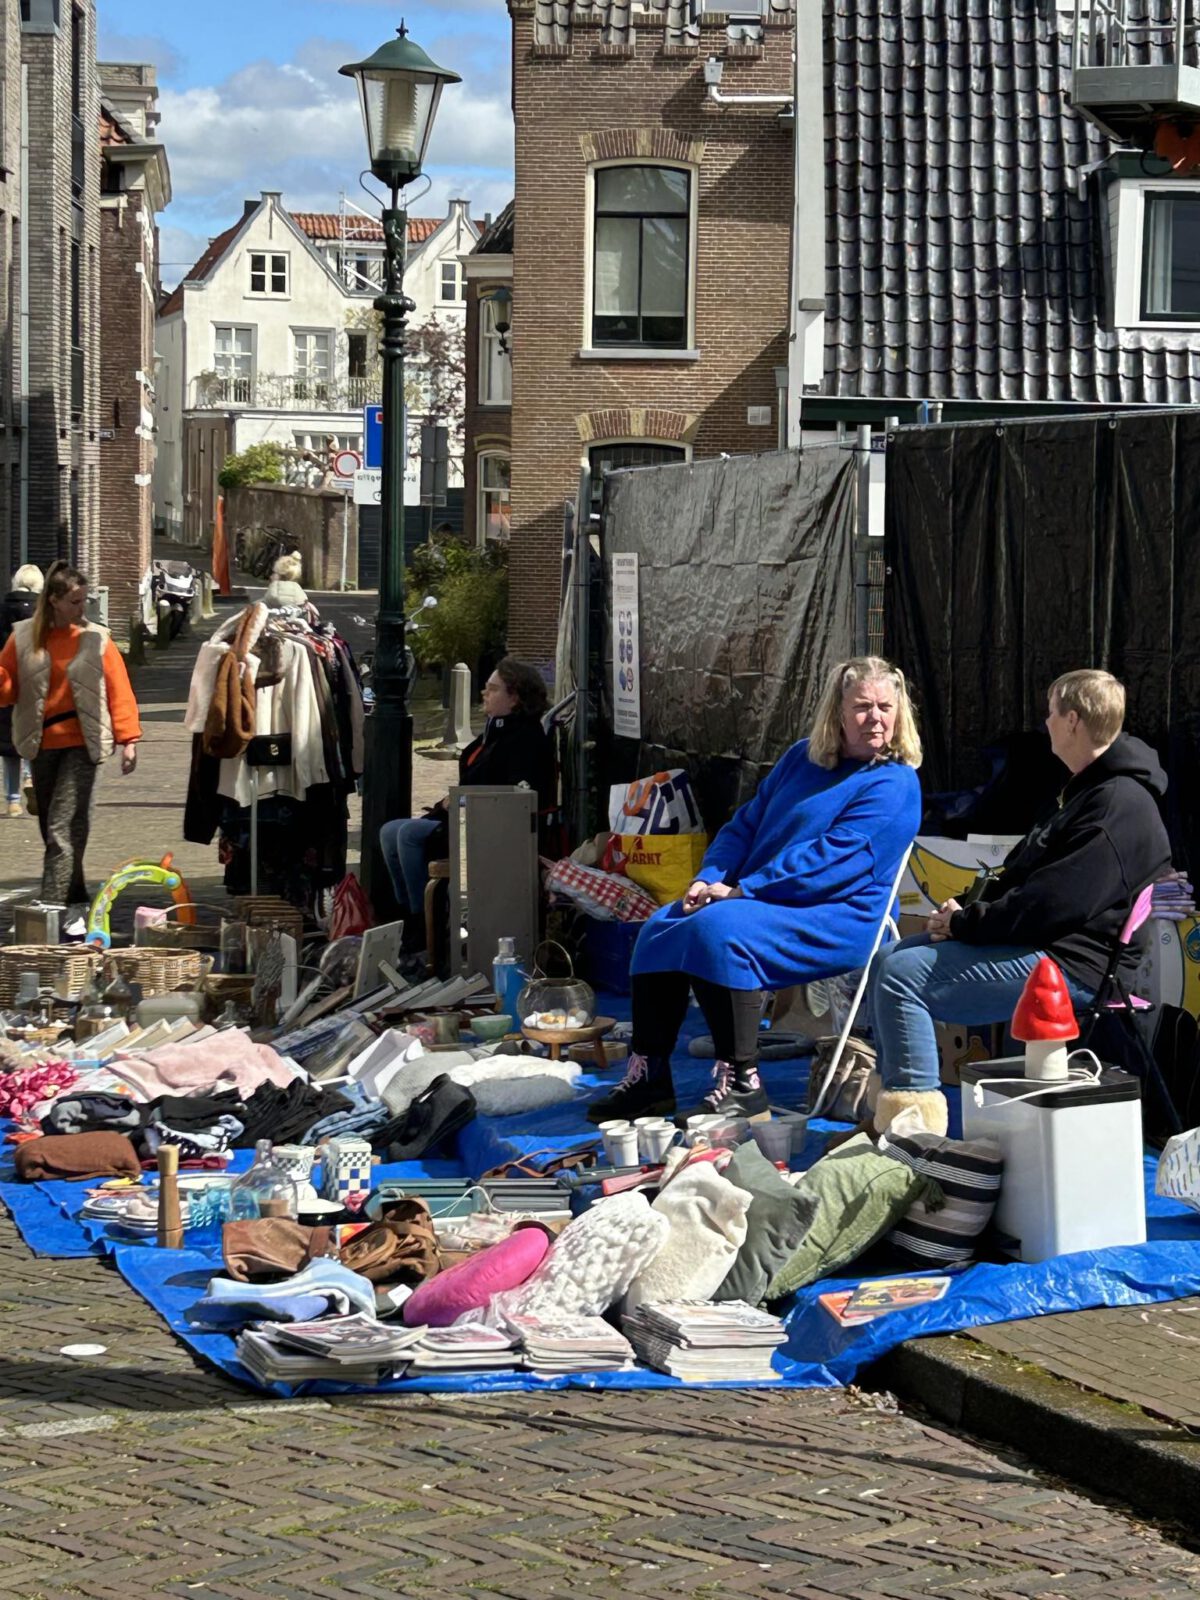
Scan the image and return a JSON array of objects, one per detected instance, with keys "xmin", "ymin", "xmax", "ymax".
[
  {"xmin": 866, "ymin": 668, "xmax": 1171, "ymax": 1139},
  {"xmin": 379, "ymin": 656, "xmax": 555, "ymax": 949},
  {"xmin": 588, "ymin": 656, "xmax": 923, "ymax": 1125}
]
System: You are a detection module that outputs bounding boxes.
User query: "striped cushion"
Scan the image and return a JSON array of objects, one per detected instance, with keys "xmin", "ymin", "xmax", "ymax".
[{"xmin": 881, "ymin": 1131, "xmax": 1004, "ymax": 1267}]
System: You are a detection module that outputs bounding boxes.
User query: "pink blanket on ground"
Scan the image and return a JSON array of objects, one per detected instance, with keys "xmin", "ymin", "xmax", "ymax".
[{"xmin": 114, "ymin": 1034, "xmax": 299, "ymax": 1101}]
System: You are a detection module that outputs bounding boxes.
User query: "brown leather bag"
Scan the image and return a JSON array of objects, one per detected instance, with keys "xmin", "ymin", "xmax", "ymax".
[{"xmin": 338, "ymin": 1197, "xmax": 441, "ymax": 1285}]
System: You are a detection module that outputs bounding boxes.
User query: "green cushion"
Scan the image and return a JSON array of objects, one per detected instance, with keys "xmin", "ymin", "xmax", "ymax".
[
  {"xmin": 713, "ymin": 1140, "xmax": 820, "ymax": 1308},
  {"xmin": 765, "ymin": 1134, "xmax": 941, "ymax": 1301}
]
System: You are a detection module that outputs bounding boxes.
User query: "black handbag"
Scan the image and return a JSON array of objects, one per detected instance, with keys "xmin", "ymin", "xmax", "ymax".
[
  {"xmin": 377, "ymin": 1075, "xmax": 477, "ymax": 1162},
  {"xmin": 244, "ymin": 733, "xmax": 293, "ymax": 767}
]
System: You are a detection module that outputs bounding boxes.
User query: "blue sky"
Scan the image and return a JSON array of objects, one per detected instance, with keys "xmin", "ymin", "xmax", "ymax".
[{"xmin": 99, "ymin": 0, "xmax": 514, "ymax": 285}]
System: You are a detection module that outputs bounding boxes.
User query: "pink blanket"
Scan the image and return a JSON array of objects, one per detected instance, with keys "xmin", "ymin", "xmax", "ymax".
[{"xmin": 115, "ymin": 1033, "xmax": 299, "ymax": 1101}]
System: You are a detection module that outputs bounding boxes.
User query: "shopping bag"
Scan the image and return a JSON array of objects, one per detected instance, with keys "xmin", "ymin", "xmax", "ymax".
[
  {"xmin": 1156, "ymin": 1125, "xmax": 1200, "ymax": 1213},
  {"xmin": 328, "ymin": 873, "xmax": 373, "ymax": 941},
  {"xmin": 616, "ymin": 832, "xmax": 709, "ymax": 906},
  {"xmin": 608, "ymin": 770, "xmax": 703, "ymax": 836}
]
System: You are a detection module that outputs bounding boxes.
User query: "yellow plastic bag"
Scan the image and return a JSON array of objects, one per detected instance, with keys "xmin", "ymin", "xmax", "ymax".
[{"xmin": 617, "ymin": 832, "xmax": 709, "ymax": 906}]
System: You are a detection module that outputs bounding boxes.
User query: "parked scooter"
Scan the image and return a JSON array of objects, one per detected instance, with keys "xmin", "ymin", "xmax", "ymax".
[
  {"xmin": 149, "ymin": 560, "xmax": 198, "ymax": 639},
  {"xmin": 356, "ymin": 594, "xmax": 437, "ymax": 713}
]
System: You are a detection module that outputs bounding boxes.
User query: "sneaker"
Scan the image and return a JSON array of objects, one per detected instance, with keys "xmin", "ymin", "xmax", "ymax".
[
  {"xmin": 676, "ymin": 1060, "xmax": 770, "ymax": 1125},
  {"xmin": 586, "ymin": 1052, "xmax": 676, "ymax": 1123},
  {"xmin": 6, "ymin": 800, "xmax": 20, "ymax": 818}
]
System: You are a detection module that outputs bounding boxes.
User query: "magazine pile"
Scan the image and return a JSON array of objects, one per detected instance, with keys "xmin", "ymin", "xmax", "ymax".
[
  {"xmin": 621, "ymin": 1301, "xmax": 786, "ymax": 1381},
  {"xmin": 236, "ymin": 1314, "xmax": 428, "ymax": 1385},
  {"xmin": 506, "ymin": 1312, "xmax": 635, "ymax": 1375}
]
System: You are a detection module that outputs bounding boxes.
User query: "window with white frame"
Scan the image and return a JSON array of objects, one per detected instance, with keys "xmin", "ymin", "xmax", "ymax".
[
  {"xmin": 293, "ymin": 431, "xmax": 363, "ymax": 456},
  {"xmin": 292, "ymin": 329, "xmax": 332, "ymax": 400},
  {"xmin": 249, "ymin": 251, "xmax": 288, "ymax": 296},
  {"xmin": 478, "ymin": 452, "xmax": 511, "ymax": 542},
  {"xmin": 479, "ymin": 297, "xmax": 511, "ymax": 406},
  {"xmin": 441, "ymin": 260, "xmax": 464, "ymax": 302},
  {"xmin": 593, "ymin": 165, "xmax": 690, "ymax": 348},
  {"xmin": 213, "ymin": 324, "xmax": 253, "ymax": 402},
  {"xmin": 1141, "ymin": 190, "xmax": 1200, "ymax": 320}
]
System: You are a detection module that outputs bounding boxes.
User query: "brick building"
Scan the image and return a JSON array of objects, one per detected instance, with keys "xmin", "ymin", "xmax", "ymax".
[
  {"xmin": 98, "ymin": 63, "xmax": 169, "ymax": 624},
  {"xmin": 20, "ymin": 0, "xmax": 101, "ymax": 577},
  {"xmin": 496, "ymin": 0, "xmax": 795, "ymax": 668}
]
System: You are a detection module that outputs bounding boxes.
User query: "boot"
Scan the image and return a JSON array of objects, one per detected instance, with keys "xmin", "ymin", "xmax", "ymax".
[
  {"xmin": 873, "ymin": 1086, "xmax": 948, "ymax": 1138},
  {"xmin": 586, "ymin": 1052, "xmax": 676, "ymax": 1123},
  {"xmin": 676, "ymin": 1059, "xmax": 770, "ymax": 1125}
]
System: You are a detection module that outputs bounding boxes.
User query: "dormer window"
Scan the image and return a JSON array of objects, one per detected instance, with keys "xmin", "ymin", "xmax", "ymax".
[
  {"xmin": 1142, "ymin": 190, "xmax": 1200, "ymax": 320},
  {"xmin": 249, "ymin": 251, "xmax": 288, "ymax": 296}
]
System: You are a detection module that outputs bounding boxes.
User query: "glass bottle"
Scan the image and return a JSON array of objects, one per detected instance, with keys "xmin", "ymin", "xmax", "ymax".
[
  {"xmin": 230, "ymin": 1140, "xmax": 298, "ymax": 1221},
  {"xmin": 102, "ymin": 971, "xmax": 137, "ymax": 1021}
]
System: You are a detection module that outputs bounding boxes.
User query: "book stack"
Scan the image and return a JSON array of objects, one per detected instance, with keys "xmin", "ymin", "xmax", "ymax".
[
  {"xmin": 405, "ymin": 1324, "xmax": 520, "ymax": 1374},
  {"xmin": 622, "ymin": 1301, "xmax": 787, "ymax": 1381},
  {"xmin": 236, "ymin": 1314, "xmax": 428, "ymax": 1386},
  {"xmin": 505, "ymin": 1312, "xmax": 636, "ymax": 1375}
]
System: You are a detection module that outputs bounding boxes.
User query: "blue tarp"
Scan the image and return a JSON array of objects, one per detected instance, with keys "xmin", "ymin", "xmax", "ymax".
[{"xmin": 6, "ymin": 996, "xmax": 1200, "ymax": 1395}]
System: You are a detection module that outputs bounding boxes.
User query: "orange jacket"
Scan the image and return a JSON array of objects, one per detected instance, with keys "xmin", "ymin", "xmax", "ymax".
[{"xmin": 0, "ymin": 625, "xmax": 142, "ymax": 749}]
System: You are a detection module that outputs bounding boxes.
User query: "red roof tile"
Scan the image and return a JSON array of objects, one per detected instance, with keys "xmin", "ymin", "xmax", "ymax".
[{"xmin": 158, "ymin": 218, "xmax": 242, "ymax": 317}]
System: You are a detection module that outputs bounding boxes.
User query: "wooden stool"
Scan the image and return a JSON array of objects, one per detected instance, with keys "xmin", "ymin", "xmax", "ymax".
[
  {"xmin": 520, "ymin": 1015, "xmax": 617, "ymax": 1072},
  {"xmin": 424, "ymin": 860, "xmax": 451, "ymax": 977}
]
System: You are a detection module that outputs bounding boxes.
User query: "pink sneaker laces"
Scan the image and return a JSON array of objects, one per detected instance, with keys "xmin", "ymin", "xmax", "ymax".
[
  {"xmin": 618, "ymin": 1051, "xmax": 649, "ymax": 1090},
  {"xmin": 704, "ymin": 1059, "xmax": 735, "ymax": 1107}
]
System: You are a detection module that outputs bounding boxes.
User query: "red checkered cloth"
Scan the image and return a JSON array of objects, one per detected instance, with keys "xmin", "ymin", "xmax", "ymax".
[{"xmin": 545, "ymin": 859, "xmax": 658, "ymax": 923}]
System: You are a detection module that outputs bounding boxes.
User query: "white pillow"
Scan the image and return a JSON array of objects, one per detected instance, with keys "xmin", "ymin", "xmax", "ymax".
[
  {"xmin": 497, "ymin": 1191, "xmax": 669, "ymax": 1319},
  {"xmin": 381, "ymin": 1056, "xmax": 580, "ymax": 1118},
  {"xmin": 624, "ymin": 1163, "xmax": 752, "ymax": 1313}
]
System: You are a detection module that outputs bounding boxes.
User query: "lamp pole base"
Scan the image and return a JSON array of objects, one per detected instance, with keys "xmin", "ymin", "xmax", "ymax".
[{"xmin": 359, "ymin": 702, "xmax": 413, "ymax": 916}]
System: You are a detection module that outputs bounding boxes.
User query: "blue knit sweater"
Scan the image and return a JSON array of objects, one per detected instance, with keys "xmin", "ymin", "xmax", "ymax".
[{"xmin": 630, "ymin": 740, "xmax": 921, "ymax": 990}]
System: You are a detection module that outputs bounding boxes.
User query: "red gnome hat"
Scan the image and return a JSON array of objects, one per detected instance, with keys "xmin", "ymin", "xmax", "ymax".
[{"xmin": 1011, "ymin": 957, "xmax": 1079, "ymax": 1043}]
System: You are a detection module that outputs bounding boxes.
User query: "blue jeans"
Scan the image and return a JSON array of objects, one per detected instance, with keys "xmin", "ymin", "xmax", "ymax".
[
  {"xmin": 3, "ymin": 754, "xmax": 21, "ymax": 804},
  {"xmin": 379, "ymin": 815, "xmax": 442, "ymax": 913},
  {"xmin": 869, "ymin": 933, "xmax": 1095, "ymax": 1093}
]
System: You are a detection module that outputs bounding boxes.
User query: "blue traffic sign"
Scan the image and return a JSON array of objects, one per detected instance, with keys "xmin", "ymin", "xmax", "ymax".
[{"xmin": 364, "ymin": 405, "xmax": 383, "ymax": 469}]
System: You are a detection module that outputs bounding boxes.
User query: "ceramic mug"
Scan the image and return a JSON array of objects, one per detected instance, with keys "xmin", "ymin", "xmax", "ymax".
[
  {"xmin": 638, "ymin": 1120, "xmax": 680, "ymax": 1163},
  {"xmin": 606, "ymin": 1128, "xmax": 640, "ymax": 1166}
]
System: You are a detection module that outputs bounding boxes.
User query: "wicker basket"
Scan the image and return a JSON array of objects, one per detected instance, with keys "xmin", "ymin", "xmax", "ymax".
[
  {"xmin": 0, "ymin": 946, "xmax": 102, "ymax": 1005},
  {"xmin": 101, "ymin": 948, "xmax": 212, "ymax": 998},
  {"xmin": 233, "ymin": 895, "xmax": 305, "ymax": 946}
]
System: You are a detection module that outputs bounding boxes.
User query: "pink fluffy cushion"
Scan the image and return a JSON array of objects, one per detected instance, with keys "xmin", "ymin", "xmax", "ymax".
[{"xmin": 402, "ymin": 1224, "xmax": 552, "ymax": 1327}]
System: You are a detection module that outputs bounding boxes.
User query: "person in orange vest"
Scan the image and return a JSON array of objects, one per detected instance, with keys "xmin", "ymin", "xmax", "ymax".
[{"xmin": 0, "ymin": 561, "xmax": 141, "ymax": 910}]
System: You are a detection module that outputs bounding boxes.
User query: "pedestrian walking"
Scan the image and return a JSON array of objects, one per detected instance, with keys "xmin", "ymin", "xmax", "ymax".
[
  {"xmin": 0, "ymin": 561, "xmax": 141, "ymax": 909},
  {"xmin": 0, "ymin": 564, "xmax": 44, "ymax": 817}
]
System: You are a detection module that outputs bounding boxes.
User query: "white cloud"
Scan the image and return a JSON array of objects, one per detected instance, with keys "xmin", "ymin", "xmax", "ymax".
[
  {"xmin": 95, "ymin": 28, "xmax": 183, "ymax": 79},
  {"xmin": 157, "ymin": 39, "xmax": 512, "ymax": 237}
]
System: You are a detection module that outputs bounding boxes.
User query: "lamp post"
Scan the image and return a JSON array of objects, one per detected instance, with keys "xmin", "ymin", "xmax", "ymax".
[{"xmin": 340, "ymin": 27, "xmax": 461, "ymax": 911}]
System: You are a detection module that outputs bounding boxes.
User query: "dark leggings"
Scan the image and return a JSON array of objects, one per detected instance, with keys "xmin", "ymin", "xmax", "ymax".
[{"xmin": 631, "ymin": 971, "xmax": 764, "ymax": 1069}]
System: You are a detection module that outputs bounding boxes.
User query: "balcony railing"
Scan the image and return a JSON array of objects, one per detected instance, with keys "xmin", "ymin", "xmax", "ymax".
[
  {"xmin": 1069, "ymin": 0, "xmax": 1200, "ymax": 143},
  {"xmin": 193, "ymin": 371, "xmax": 378, "ymax": 412}
]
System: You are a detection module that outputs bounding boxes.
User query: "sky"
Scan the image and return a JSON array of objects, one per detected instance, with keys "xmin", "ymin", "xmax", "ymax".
[{"xmin": 98, "ymin": 0, "xmax": 514, "ymax": 287}]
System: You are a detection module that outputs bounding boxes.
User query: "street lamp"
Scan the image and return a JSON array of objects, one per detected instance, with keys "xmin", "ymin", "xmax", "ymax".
[{"xmin": 339, "ymin": 27, "xmax": 460, "ymax": 913}]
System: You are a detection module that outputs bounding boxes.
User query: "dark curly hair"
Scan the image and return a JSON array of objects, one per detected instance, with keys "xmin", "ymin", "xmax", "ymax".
[{"xmin": 494, "ymin": 655, "xmax": 548, "ymax": 719}]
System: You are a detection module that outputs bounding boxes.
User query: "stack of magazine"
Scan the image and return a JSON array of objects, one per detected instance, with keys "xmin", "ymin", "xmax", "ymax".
[
  {"xmin": 622, "ymin": 1301, "xmax": 786, "ymax": 1381},
  {"xmin": 236, "ymin": 1314, "xmax": 428, "ymax": 1385},
  {"xmin": 406, "ymin": 1325, "xmax": 520, "ymax": 1374},
  {"xmin": 505, "ymin": 1312, "xmax": 636, "ymax": 1375}
]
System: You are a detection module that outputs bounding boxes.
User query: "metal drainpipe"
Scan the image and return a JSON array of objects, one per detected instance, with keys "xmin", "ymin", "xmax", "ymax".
[{"xmin": 18, "ymin": 62, "xmax": 29, "ymax": 564}]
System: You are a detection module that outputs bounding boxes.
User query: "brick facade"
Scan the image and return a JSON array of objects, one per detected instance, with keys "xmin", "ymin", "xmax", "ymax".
[
  {"xmin": 22, "ymin": 0, "xmax": 101, "ymax": 577},
  {"xmin": 462, "ymin": 284, "xmax": 512, "ymax": 546},
  {"xmin": 0, "ymin": 0, "xmax": 22, "ymax": 579},
  {"xmin": 502, "ymin": 1, "xmax": 795, "ymax": 667}
]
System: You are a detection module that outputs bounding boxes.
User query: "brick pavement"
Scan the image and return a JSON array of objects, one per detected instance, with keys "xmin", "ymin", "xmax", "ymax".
[{"xmin": 0, "ymin": 1221, "xmax": 1197, "ymax": 1599}]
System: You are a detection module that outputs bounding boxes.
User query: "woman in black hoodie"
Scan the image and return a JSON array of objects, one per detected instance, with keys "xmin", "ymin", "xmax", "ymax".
[
  {"xmin": 866, "ymin": 669, "xmax": 1171, "ymax": 1137},
  {"xmin": 379, "ymin": 656, "xmax": 554, "ymax": 935},
  {"xmin": 0, "ymin": 565, "xmax": 43, "ymax": 816}
]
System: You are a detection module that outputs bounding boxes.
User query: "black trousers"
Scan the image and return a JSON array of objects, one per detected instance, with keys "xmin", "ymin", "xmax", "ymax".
[
  {"xmin": 631, "ymin": 971, "xmax": 764, "ymax": 1070},
  {"xmin": 31, "ymin": 745, "xmax": 97, "ymax": 906}
]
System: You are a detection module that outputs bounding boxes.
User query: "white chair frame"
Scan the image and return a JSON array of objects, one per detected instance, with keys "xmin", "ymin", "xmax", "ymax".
[{"xmin": 805, "ymin": 842, "xmax": 914, "ymax": 1115}]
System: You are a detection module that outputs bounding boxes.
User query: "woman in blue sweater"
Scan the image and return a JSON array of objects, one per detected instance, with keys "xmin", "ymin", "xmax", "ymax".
[{"xmin": 588, "ymin": 657, "xmax": 922, "ymax": 1124}]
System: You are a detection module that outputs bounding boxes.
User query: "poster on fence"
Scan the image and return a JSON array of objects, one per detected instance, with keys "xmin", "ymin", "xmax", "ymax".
[{"xmin": 612, "ymin": 552, "xmax": 641, "ymax": 740}]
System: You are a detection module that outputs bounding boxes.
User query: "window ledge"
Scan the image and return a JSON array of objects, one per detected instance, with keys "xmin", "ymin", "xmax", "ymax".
[{"xmin": 578, "ymin": 346, "xmax": 699, "ymax": 361}]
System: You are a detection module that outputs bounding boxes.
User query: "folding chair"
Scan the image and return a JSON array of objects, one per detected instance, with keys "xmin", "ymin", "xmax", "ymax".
[
  {"xmin": 805, "ymin": 843, "xmax": 914, "ymax": 1113},
  {"xmin": 1077, "ymin": 881, "xmax": 1183, "ymax": 1136}
]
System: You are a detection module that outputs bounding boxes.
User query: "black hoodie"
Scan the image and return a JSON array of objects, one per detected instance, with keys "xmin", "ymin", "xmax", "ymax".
[{"xmin": 947, "ymin": 732, "xmax": 1171, "ymax": 992}]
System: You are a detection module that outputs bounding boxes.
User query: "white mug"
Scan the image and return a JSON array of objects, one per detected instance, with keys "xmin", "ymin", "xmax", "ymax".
[
  {"xmin": 606, "ymin": 1128, "xmax": 640, "ymax": 1167},
  {"xmin": 639, "ymin": 1121, "xmax": 679, "ymax": 1163}
]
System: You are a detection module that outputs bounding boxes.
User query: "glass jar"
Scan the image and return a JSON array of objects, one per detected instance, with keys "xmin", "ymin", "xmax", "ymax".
[
  {"xmin": 230, "ymin": 1140, "xmax": 298, "ymax": 1221},
  {"xmin": 516, "ymin": 941, "xmax": 596, "ymax": 1030}
]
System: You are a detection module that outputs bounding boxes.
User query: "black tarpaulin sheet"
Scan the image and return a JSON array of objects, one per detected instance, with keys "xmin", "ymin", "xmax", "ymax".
[
  {"xmin": 885, "ymin": 411, "xmax": 1195, "ymax": 864},
  {"xmin": 600, "ymin": 448, "xmax": 856, "ymax": 827}
]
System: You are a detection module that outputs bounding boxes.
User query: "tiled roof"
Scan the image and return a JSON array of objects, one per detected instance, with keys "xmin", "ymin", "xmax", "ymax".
[
  {"xmin": 292, "ymin": 212, "xmax": 442, "ymax": 245},
  {"xmin": 826, "ymin": 0, "xmax": 1200, "ymax": 406},
  {"xmin": 534, "ymin": 0, "xmax": 792, "ymax": 46},
  {"xmin": 158, "ymin": 218, "xmax": 242, "ymax": 317},
  {"xmin": 474, "ymin": 200, "xmax": 514, "ymax": 256}
]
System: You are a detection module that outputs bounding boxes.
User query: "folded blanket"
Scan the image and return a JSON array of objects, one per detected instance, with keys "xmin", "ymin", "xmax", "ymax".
[
  {"xmin": 41, "ymin": 1092, "xmax": 142, "ymax": 1137},
  {"xmin": 116, "ymin": 1033, "xmax": 298, "ymax": 1101},
  {"xmin": 15, "ymin": 1131, "xmax": 143, "ymax": 1182}
]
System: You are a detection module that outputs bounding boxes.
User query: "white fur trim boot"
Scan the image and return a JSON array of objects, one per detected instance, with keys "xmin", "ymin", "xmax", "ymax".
[{"xmin": 873, "ymin": 1087, "xmax": 949, "ymax": 1138}]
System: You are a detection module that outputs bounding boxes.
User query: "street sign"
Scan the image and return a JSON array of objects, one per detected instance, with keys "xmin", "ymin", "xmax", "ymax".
[
  {"xmin": 332, "ymin": 448, "xmax": 362, "ymax": 481},
  {"xmin": 364, "ymin": 405, "xmax": 383, "ymax": 468},
  {"xmin": 353, "ymin": 468, "xmax": 382, "ymax": 506}
]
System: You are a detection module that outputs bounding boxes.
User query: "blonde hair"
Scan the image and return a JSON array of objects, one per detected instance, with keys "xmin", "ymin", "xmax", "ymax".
[
  {"xmin": 271, "ymin": 551, "xmax": 303, "ymax": 583},
  {"xmin": 1049, "ymin": 669, "xmax": 1125, "ymax": 746},
  {"xmin": 807, "ymin": 655, "xmax": 923, "ymax": 770},
  {"xmin": 11, "ymin": 564, "xmax": 43, "ymax": 594},
  {"xmin": 32, "ymin": 561, "xmax": 86, "ymax": 651}
]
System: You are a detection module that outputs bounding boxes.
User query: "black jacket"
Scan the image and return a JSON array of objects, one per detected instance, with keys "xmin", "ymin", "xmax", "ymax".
[
  {"xmin": 0, "ymin": 589, "xmax": 36, "ymax": 758},
  {"xmin": 456, "ymin": 714, "xmax": 555, "ymax": 811},
  {"xmin": 948, "ymin": 733, "xmax": 1171, "ymax": 992}
]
